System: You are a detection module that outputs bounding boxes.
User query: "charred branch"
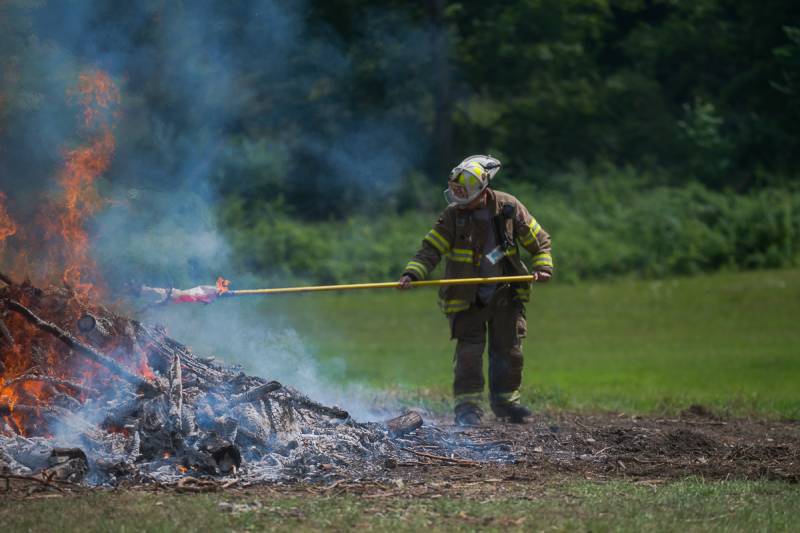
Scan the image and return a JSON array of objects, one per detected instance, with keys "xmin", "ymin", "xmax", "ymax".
[
  {"xmin": 168, "ymin": 352, "xmax": 183, "ymax": 433},
  {"xmin": 4, "ymin": 300, "xmax": 159, "ymax": 397},
  {"xmin": 3, "ymin": 374, "xmax": 95, "ymax": 397},
  {"xmin": 385, "ymin": 411, "xmax": 423, "ymax": 437},
  {"xmin": 229, "ymin": 381, "xmax": 282, "ymax": 406},
  {"xmin": 0, "ymin": 272, "xmax": 13, "ymax": 287},
  {"xmin": 290, "ymin": 394, "xmax": 349, "ymax": 420},
  {"xmin": 0, "ymin": 318, "xmax": 13, "ymax": 347},
  {"xmin": 135, "ymin": 323, "xmax": 226, "ymax": 385}
]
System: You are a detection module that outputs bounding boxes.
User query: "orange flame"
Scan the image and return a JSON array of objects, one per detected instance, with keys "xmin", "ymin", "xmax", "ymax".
[
  {"xmin": 216, "ymin": 276, "xmax": 230, "ymax": 295},
  {"xmin": 0, "ymin": 191, "xmax": 16, "ymax": 254},
  {"xmin": 52, "ymin": 69, "xmax": 119, "ymax": 303},
  {"xmin": 0, "ymin": 70, "xmax": 162, "ymax": 436},
  {"xmin": 57, "ymin": 129, "xmax": 115, "ymax": 300}
]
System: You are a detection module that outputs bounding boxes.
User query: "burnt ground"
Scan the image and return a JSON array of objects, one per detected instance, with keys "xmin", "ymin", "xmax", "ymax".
[
  {"xmin": 3, "ymin": 406, "xmax": 797, "ymax": 500},
  {"xmin": 310, "ymin": 407, "xmax": 800, "ymax": 499}
]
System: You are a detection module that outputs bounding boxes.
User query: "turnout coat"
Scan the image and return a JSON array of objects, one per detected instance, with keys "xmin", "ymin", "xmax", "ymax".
[{"xmin": 403, "ymin": 189, "xmax": 553, "ymax": 314}]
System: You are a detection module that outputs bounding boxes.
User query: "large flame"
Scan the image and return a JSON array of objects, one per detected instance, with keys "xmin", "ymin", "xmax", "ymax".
[
  {"xmin": 55, "ymin": 69, "xmax": 120, "ymax": 303},
  {"xmin": 0, "ymin": 69, "xmax": 157, "ymax": 436}
]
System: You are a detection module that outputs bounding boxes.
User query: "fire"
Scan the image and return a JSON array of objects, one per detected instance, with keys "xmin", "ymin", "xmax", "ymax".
[
  {"xmin": 216, "ymin": 276, "xmax": 230, "ymax": 295},
  {"xmin": 56, "ymin": 130, "xmax": 115, "ymax": 301},
  {"xmin": 0, "ymin": 69, "xmax": 160, "ymax": 437},
  {"xmin": 74, "ymin": 70, "xmax": 120, "ymax": 128},
  {"xmin": 0, "ymin": 192, "xmax": 16, "ymax": 243},
  {"xmin": 52, "ymin": 69, "xmax": 120, "ymax": 303}
]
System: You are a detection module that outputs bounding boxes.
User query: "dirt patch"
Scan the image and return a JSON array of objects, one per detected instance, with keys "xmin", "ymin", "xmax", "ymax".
[{"xmin": 374, "ymin": 409, "xmax": 800, "ymax": 497}]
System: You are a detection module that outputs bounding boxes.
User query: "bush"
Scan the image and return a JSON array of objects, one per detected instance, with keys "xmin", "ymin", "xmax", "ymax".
[{"xmin": 218, "ymin": 173, "xmax": 800, "ymax": 284}]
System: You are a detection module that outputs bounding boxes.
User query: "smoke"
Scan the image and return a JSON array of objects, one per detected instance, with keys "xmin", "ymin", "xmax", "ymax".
[{"xmin": 0, "ymin": 1, "xmax": 440, "ymax": 419}]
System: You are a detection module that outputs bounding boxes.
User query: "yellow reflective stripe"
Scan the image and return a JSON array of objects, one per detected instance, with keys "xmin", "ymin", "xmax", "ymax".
[
  {"xmin": 515, "ymin": 287, "xmax": 530, "ymax": 302},
  {"xmin": 493, "ymin": 390, "xmax": 520, "ymax": 405},
  {"xmin": 448, "ymin": 247, "xmax": 474, "ymax": 264},
  {"xmin": 425, "ymin": 229, "xmax": 450, "ymax": 254},
  {"xmin": 531, "ymin": 218, "xmax": 541, "ymax": 237},
  {"xmin": 405, "ymin": 261, "xmax": 427, "ymax": 279},
  {"xmin": 438, "ymin": 299, "xmax": 470, "ymax": 313},
  {"xmin": 532, "ymin": 252, "xmax": 553, "ymax": 267},
  {"xmin": 519, "ymin": 217, "xmax": 541, "ymax": 247},
  {"xmin": 505, "ymin": 246, "xmax": 517, "ymax": 256},
  {"xmin": 425, "ymin": 234, "xmax": 447, "ymax": 253}
]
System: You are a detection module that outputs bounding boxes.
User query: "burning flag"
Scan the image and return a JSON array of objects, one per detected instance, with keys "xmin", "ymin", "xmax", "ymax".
[{"xmin": 140, "ymin": 276, "xmax": 231, "ymax": 305}]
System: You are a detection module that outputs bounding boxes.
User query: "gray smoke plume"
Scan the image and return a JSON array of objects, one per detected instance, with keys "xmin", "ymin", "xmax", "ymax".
[{"xmin": 0, "ymin": 1, "xmax": 441, "ymax": 419}]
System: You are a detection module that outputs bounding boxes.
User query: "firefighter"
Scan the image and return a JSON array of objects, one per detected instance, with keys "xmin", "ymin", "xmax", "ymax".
[{"xmin": 398, "ymin": 155, "xmax": 553, "ymax": 426}]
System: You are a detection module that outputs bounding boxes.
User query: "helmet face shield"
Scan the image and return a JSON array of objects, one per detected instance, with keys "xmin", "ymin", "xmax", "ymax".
[
  {"xmin": 445, "ymin": 166, "xmax": 487, "ymax": 206},
  {"xmin": 448, "ymin": 181, "xmax": 469, "ymax": 201},
  {"xmin": 444, "ymin": 155, "xmax": 501, "ymax": 206}
]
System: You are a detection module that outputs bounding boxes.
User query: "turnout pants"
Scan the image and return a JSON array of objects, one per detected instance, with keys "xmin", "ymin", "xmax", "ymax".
[{"xmin": 449, "ymin": 287, "xmax": 527, "ymax": 407}]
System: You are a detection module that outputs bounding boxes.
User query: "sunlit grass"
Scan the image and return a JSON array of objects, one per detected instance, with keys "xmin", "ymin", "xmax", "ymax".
[
  {"xmin": 245, "ymin": 269, "xmax": 800, "ymax": 418},
  {"xmin": 2, "ymin": 480, "xmax": 798, "ymax": 532}
]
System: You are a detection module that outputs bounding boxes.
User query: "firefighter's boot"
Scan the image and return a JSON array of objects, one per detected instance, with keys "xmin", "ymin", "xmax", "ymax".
[
  {"xmin": 454, "ymin": 403, "xmax": 483, "ymax": 426},
  {"xmin": 491, "ymin": 402, "xmax": 532, "ymax": 424}
]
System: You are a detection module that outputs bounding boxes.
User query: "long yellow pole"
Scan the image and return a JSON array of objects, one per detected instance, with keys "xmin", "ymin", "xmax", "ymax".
[{"xmin": 228, "ymin": 275, "xmax": 537, "ymax": 296}]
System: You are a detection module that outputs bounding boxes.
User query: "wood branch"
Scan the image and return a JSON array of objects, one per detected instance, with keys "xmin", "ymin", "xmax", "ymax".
[
  {"xmin": 290, "ymin": 395, "xmax": 349, "ymax": 419},
  {"xmin": 0, "ymin": 271, "xmax": 13, "ymax": 286},
  {"xmin": 134, "ymin": 323, "xmax": 226, "ymax": 385},
  {"xmin": 385, "ymin": 412, "xmax": 423, "ymax": 437},
  {"xmin": 229, "ymin": 381, "xmax": 282, "ymax": 406},
  {"xmin": 0, "ymin": 317, "xmax": 13, "ymax": 347},
  {"xmin": 0, "ymin": 474, "xmax": 65, "ymax": 493},
  {"xmin": 168, "ymin": 352, "xmax": 183, "ymax": 433},
  {"xmin": 403, "ymin": 448, "xmax": 479, "ymax": 466},
  {"xmin": 4, "ymin": 374, "xmax": 95, "ymax": 397},
  {"xmin": 4, "ymin": 300, "xmax": 159, "ymax": 396}
]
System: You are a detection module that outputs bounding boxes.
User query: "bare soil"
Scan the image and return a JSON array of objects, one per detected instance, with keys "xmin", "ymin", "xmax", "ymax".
[{"xmin": 291, "ymin": 407, "xmax": 798, "ymax": 499}]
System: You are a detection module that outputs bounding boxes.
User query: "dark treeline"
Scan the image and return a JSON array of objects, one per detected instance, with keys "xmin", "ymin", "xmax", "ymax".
[{"xmin": 1, "ymin": 1, "xmax": 799, "ymax": 283}]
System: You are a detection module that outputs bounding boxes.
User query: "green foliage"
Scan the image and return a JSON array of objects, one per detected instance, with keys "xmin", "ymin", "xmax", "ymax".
[
  {"xmin": 517, "ymin": 176, "xmax": 800, "ymax": 281},
  {"xmin": 219, "ymin": 172, "xmax": 800, "ymax": 284}
]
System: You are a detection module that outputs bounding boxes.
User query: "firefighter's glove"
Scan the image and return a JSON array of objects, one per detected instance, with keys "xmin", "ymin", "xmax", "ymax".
[{"xmin": 397, "ymin": 275, "xmax": 414, "ymax": 290}]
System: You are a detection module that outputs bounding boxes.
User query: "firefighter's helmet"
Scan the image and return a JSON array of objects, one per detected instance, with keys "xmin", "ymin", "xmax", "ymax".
[{"xmin": 444, "ymin": 155, "xmax": 502, "ymax": 206}]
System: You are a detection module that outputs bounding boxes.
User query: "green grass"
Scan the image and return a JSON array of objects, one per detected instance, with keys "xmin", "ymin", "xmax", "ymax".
[
  {"xmin": 2, "ymin": 480, "xmax": 798, "ymax": 532},
  {"xmin": 233, "ymin": 268, "xmax": 800, "ymax": 418}
]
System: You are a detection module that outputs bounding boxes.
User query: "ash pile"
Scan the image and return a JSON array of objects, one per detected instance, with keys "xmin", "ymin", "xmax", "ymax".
[{"xmin": 1, "ymin": 273, "xmax": 486, "ymax": 487}]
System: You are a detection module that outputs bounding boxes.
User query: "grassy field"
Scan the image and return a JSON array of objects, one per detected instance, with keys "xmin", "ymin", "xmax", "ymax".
[
  {"xmin": 5, "ymin": 269, "xmax": 799, "ymax": 532},
  {"xmin": 229, "ymin": 268, "xmax": 800, "ymax": 418},
  {"xmin": 3, "ymin": 480, "xmax": 799, "ymax": 532}
]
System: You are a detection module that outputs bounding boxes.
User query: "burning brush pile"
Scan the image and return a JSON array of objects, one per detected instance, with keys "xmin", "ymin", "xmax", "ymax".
[
  {"xmin": 0, "ymin": 272, "xmax": 433, "ymax": 486},
  {"xmin": 0, "ymin": 68, "xmax": 517, "ymax": 488}
]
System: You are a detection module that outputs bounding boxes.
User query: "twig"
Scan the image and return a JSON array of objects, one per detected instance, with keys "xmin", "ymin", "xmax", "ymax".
[
  {"xmin": 403, "ymin": 448, "xmax": 480, "ymax": 466},
  {"xmin": 4, "ymin": 299, "xmax": 159, "ymax": 396},
  {"xmin": 0, "ymin": 474, "xmax": 65, "ymax": 493}
]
